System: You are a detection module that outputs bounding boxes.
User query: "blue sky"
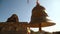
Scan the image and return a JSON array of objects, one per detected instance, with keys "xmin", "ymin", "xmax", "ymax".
[{"xmin": 0, "ymin": 0, "xmax": 60, "ymax": 32}]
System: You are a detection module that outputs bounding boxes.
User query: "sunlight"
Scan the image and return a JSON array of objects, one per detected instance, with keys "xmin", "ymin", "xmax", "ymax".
[{"xmin": 30, "ymin": 28, "xmax": 39, "ymax": 32}]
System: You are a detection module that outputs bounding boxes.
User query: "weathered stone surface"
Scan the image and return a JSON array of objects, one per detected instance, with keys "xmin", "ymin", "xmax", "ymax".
[
  {"xmin": 0, "ymin": 14, "xmax": 28, "ymax": 34},
  {"xmin": 0, "ymin": 22, "xmax": 28, "ymax": 34},
  {"xmin": 6, "ymin": 14, "xmax": 19, "ymax": 22},
  {"xmin": 0, "ymin": 21, "xmax": 28, "ymax": 31},
  {"xmin": 0, "ymin": 1, "xmax": 56, "ymax": 34},
  {"xmin": 30, "ymin": 3, "xmax": 48, "ymax": 23}
]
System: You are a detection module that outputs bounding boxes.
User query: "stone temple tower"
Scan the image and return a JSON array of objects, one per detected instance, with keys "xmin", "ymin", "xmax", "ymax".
[
  {"xmin": 29, "ymin": 0, "xmax": 55, "ymax": 33},
  {"xmin": 31, "ymin": 1, "xmax": 48, "ymax": 23}
]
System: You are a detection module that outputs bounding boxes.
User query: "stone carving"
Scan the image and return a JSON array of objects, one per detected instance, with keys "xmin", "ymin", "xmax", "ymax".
[
  {"xmin": 0, "ymin": 14, "xmax": 28, "ymax": 34},
  {"xmin": 6, "ymin": 14, "xmax": 19, "ymax": 22}
]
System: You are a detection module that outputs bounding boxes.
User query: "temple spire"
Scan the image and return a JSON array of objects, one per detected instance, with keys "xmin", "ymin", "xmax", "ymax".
[
  {"xmin": 36, "ymin": 0, "xmax": 38, "ymax": 4},
  {"xmin": 36, "ymin": 0, "xmax": 40, "ymax": 5}
]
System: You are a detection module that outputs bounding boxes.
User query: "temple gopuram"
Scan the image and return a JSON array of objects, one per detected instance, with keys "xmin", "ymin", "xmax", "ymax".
[
  {"xmin": 28, "ymin": 0, "xmax": 55, "ymax": 34},
  {"xmin": 0, "ymin": 0, "xmax": 56, "ymax": 34}
]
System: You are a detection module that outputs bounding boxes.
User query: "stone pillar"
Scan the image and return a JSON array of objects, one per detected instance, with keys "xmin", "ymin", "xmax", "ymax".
[{"xmin": 39, "ymin": 23, "xmax": 42, "ymax": 33}]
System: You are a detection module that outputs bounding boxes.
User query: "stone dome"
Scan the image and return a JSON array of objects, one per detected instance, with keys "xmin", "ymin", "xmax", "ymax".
[
  {"xmin": 32, "ymin": 3, "xmax": 48, "ymax": 17},
  {"xmin": 6, "ymin": 14, "xmax": 19, "ymax": 22}
]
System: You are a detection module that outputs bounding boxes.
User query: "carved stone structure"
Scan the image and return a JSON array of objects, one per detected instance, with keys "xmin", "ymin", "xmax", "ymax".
[
  {"xmin": 29, "ymin": 0, "xmax": 55, "ymax": 33},
  {"xmin": 31, "ymin": 2, "xmax": 48, "ymax": 23},
  {"xmin": 0, "ymin": 14, "xmax": 28, "ymax": 34},
  {"xmin": 6, "ymin": 14, "xmax": 19, "ymax": 22},
  {"xmin": 0, "ymin": 0, "xmax": 56, "ymax": 34}
]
